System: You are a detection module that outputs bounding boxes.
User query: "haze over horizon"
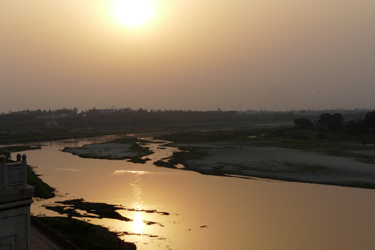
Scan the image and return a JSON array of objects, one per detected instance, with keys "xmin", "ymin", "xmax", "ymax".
[{"xmin": 1, "ymin": 0, "xmax": 375, "ymax": 114}]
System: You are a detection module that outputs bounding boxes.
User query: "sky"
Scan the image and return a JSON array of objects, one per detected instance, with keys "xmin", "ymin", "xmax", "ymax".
[{"xmin": 1, "ymin": 0, "xmax": 375, "ymax": 113}]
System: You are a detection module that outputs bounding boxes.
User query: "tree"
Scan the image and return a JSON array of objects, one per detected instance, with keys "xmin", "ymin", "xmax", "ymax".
[
  {"xmin": 294, "ymin": 118, "xmax": 314, "ymax": 128},
  {"xmin": 363, "ymin": 111, "xmax": 375, "ymax": 129},
  {"xmin": 317, "ymin": 113, "xmax": 333, "ymax": 125},
  {"xmin": 332, "ymin": 113, "xmax": 344, "ymax": 123},
  {"xmin": 317, "ymin": 113, "xmax": 344, "ymax": 131},
  {"xmin": 346, "ymin": 120, "xmax": 359, "ymax": 130},
  {"xmin": 328, "ymin": 120, "xmax": 342, "ymax": 131}
]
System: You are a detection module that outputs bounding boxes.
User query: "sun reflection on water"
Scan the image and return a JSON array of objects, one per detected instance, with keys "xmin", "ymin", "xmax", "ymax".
[
  {"xmin": 113, "ymin": 170, "xmax": 148, "ymax": 175},
  {"xmin": 130, "ymin": 170, "xmax": 146, "ymax": 234},
  {"xmin": 133, "ymin": 212, "xmax": 145, "ymax": 234}
]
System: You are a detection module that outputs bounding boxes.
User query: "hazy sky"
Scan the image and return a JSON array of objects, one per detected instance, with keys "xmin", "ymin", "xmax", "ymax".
[{"xmin": 1, "ymin": 0, "xmax": 375, "ymax": 113}]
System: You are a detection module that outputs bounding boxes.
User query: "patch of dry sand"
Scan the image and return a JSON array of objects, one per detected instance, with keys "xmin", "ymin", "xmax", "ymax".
[
  {"xmin": 172, "ymin": 141, "xmax": 375, "ymax": 188},
  {"xmin": 63, "ymin": 142, "xmax": 140, "ymax": 159},
  {"xmin": 63, "ymin": 138, "xmax": 375, "ymax": 188}
]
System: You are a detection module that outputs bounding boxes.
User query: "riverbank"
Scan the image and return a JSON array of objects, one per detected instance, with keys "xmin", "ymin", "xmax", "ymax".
[
  {"xmin": 59, "ymin": 128, "xmax": 375, "ymax": 189},
  {"xmin": 62, "ymin": 138, "xmax": 152, "ymax": 163},
  {"xmin": 1, "ymin": 141, "xmax": 139, "ymax": 249},
  {"xmin": 35, "ymin": 216, "xmax": 137, "ymax": 250},
  {"xmin": 156, "ymin": 129, "xmax": 375, "ymax": 189},
  {"xmin": 0, "ymin": 145, "xmax": 56, "ymax": 199},
  {"xmin": 21, "ymin": 131, "xmax": 375, "ymax": 250}
]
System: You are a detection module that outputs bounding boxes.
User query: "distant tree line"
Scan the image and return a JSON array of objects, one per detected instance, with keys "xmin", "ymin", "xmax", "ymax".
[
  {"xmin": 294, "ymin": 111, "xmax": 375, "ymax": 133},
  {"xmin": 1, "ymin": 107, "xmax": 373, "ymax": 133},
  {"xmin": 3, "ymin": 108, "xmax": 78, "ymax": 116}
]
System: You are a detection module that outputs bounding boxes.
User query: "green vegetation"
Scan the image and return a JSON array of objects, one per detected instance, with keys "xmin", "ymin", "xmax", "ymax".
[
  {"xmin": 163, "ymin": 127, "xmax": 375, "ymax": 165},
  {"xmin": 27, "ymin": 166, "xmax": 55, "ymax": 199},
  {"xmin": 154, "ymin": 145, "xmax": 210, "ymax": 170},
  {"xmin": 0, "ymin": 130, "xmax": 126, "ymax": 145},
  {"xmin": 129, "ymin": 157, "xmax": 149, "ymax": 163},
  {"xmin": 45, "ymin": 199, "xmax": 132, "ymax": 221},
  {"xmin": 155, "ymin": 126, "xmax": 375, "ymax": 188},
  {"xmin": 62, "ymin": 138, "xmax": 152, "ymax": 162},
  {"xmin": 44, "ymin": 198, "xmax": 169, "ymax": 219},
  {"xmin": 345, "ymin": 181, "xmax": 375, "ymax": 189},
  {"xmin": 154, "ymin": 160, "xmax": 176, "ymax": 169},
  {"xmin": 36, "ymin": 216, "xmax": 136, "ymax": 250},
  {"xmin": 43, "ymin": 198, "xmax": 169, "ymax": 236},
  {"xmin": 127, "ymin": 139, "xmax": 153, "ymax": 156},
  {"xmin": 0, "ymin": 145, "xmax": 41, "ymax": 154},
  {"xmin": 286, "ymin": 163, "xmax": 338, "ymax": 174},
  {"xmin": 157, "ymin": 128, "xmax": 281, "ymax": 143},
  {"xmin": 245, "ymin": 128, "xmax": 375, "ymax": 164}
]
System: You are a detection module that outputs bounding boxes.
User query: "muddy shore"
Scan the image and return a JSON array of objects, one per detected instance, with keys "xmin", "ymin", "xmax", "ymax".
[
  {"xmin": 62, "ymin": 130, "xmax": 375, "ymax": 189},
  {"xmin": 165, "ymin": 140, "xmax": 375, "ymax": 188}
]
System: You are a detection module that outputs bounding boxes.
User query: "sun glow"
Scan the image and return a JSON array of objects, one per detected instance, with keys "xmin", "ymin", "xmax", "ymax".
[
  {"xmin": 133, "ymin": 212, "xmax": 145, "ymax": 234},
  {"xmin": 113, "ymin": 0, "xmax": 155, "ymax": 27}
]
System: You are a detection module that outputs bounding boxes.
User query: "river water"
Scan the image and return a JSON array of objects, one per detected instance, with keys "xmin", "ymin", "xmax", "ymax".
[{"xmin": 21, "ymin": 135, "xmax": 375, "ymax": 250}]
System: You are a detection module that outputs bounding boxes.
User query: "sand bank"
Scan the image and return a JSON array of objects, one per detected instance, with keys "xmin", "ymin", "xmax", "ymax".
[
  {"xmin": 62, "ymin": 135, "xmax": 375, "ymax": 189},
  {"xmin": 62, "ymin": 139, "xmax": 151, "ymax": 161},
  {"xmin": 166, "ymin": 140, "xmax": 375, "ymax": 188}
]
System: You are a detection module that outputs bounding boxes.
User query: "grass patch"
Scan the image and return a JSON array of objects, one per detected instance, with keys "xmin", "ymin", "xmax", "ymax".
[
  {"xmin": 154, "ymin": 160, "xmax": 176, "ymax": 169},
  {"xmin": 44, "ymin": 198, "xmax": 132, "ymax": 221},
  {"xmin": 168, "ymin": 147, "xmax": 210, "ymax": 167},
  {"xmin": 287, "ymin": 163, "xmax": 336, "ymax": 174},
  {"xmin": 345, "ymin": 181, "xmax": 375, "ymax": 189},
  {"xmin": 319, "ymin": 149, "xmax": 375, "ymax": 164},
  {"xmin": 246, "ymin": 132, "xmax": 375, "ymax": 164},
  {"xmin": 62, "ymin": 138, "xmax": 152, "ymax": 162},
  {"xmin": 129, "ymin": 157, "xmax": 149, "ymax": 164},
  {"xmin": 127, "ymin": 140, "xmax": 152, "ymax": 156},
  {"xmin": 212, "ymin": 165, "xmax": 225, "ymax": 170},
  {"xmin": 27, "ymin": 166, "xmax": 55, "ymax": 199},
  {"xmin": 157, "ymin": 127, "xmax": 282, "ymax": 143},
  {"xmin": 35, "ymin": 216, "xmax": 136, "ymax": 250},
  {"xmin": 0, "ymin": 130, "xmax": 126, "ymax": 145},
  {"xmin": 0, "ymin": 145, "xmax": 41, "ymax": 154}
]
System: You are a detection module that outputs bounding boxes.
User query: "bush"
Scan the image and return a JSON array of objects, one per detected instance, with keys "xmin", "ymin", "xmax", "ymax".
[
  {"xmin": 294, "ymin": 118, "xmax": 314, "ymax": 128},
  {"xmin": 363, "ymin": 111, "xmax": 375, "ymax": 129}
]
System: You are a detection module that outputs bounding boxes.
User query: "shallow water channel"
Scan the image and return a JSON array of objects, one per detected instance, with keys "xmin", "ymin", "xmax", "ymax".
[{"xmin": 22, "ymin": 135, "xmax": 375, "ymax": 250}]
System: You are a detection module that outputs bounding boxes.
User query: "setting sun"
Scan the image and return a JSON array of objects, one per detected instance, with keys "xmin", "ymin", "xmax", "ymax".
[{"xmin": 113, "ymin": 0, "xmax": 155, "ymax": 27}]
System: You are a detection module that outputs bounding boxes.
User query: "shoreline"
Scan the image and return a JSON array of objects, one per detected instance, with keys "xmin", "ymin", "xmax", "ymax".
[
  {"xmin": 62, "ymin": 138, "xmax": 153, "ymax": 163},
  {"xmin": 59, "ymin": 130, "xmax": 375, "ymax": 190},
  {"xmin": 156, "ymin": 129, "xmax": 375, "ymax": 189}
]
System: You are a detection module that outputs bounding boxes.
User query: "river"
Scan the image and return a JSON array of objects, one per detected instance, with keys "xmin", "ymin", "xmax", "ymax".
[{"xmin": 21, "ymin": 135, "xmax": 375, "ymax": 250}]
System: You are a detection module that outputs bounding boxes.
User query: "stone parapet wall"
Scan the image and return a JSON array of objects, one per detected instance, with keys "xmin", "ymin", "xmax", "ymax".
[
  {"xmin": 0, "ymin": 154, "xmax": 27, "ymax": 192},
  {"xmin": 0, "ymin": 154, "xmax": 34, "ymax": 250},
  {"xmin": 31, "ymin": 216, "xmax": 82, "ymax": 250}
]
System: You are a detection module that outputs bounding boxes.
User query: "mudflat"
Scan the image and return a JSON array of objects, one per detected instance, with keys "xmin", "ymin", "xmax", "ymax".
[
  {"xmin": 156, "ymin": 128, "xmax": 375, "ymax": 189},
  {"xmin": 62, "ymin": 138, "xmax": 152, "ymax": 161},
  {"xmin": 62, "ymin": 128, "xmax": 375, "ymax": 189},
  {"xmin": 165, "ymin": 140, "xmax": 375, "ymax": 188}
]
